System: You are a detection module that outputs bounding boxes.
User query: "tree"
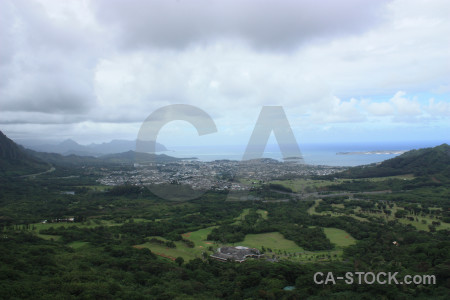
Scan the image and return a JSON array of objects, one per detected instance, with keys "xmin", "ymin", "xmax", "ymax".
[{"xmin": 175, "ymin": 256, "xmax": 184, "ymax": 266}]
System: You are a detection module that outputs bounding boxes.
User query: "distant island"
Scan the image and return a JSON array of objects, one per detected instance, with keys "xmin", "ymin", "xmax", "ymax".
[{"xmin": 337, "ymin": 150, "xmax": 407, "ymax": 155}]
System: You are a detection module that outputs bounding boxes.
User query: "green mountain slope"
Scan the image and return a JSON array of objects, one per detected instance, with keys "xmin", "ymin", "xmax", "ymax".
[
  {"xmin": 337, "ymin": 143, "xmax": 450, "ymax": 178},
  {"xmin": 25, "ymin": 149, "xmax": 189, "ymax": 167},
  {"xmin": 0, "ymin": 131, "xmax": 49, "ymax": 176}
]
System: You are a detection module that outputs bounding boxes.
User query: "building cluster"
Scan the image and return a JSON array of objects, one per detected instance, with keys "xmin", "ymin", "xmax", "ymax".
[
  {"xmin": 97, "ymin": 159, "xmax": 345, "ymax": 191},
  {"xmin": 210, "ymin": 246, "xmax": 263, "ymax": 263}
]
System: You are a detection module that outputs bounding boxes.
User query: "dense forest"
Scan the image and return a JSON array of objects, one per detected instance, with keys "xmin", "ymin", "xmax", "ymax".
[{"xmin": 1, "ymin": 134, "xmax": 449, "ymax": 299}]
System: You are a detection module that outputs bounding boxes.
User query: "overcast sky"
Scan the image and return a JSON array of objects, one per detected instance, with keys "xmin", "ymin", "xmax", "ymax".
[{"xmin": 1, "ymin": 0, "xmax": 449, "ymax": 148}]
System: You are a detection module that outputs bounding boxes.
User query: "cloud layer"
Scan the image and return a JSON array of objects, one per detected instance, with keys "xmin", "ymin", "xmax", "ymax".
[{"xmin": 0, "ymin": 0, "xmax": 449, "ymax": 145}]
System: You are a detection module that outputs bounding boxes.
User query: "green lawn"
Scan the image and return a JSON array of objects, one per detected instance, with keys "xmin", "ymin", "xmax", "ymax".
[
  {"xmin": 183, "ymin": 227, "xmax": 215, "ymax": 245},
  {"xmin": 68, "ymin": 241, "xmax": 90, "ymax": 249},
  {"xmin": 137, "ymin": 226, "xmax": 217, "ymax": 261},
  {"xmin": 238, "ymin": 231, "xmax": 349, "ymax": 262},
  {"xmin": 137, "ymin": 228, "xmax": 358, "ymax": 263},
  {"xmin": 36, "ymin": 234, "xmax": 61, "ymax": 241},
  {"xmin": 323, "ymin": 228, "xmax": 356, "ymax": 248},
  {"xmin": 239, "ymin": 232, "xmax": 304, "ymax": 253},
  {"xmin": 308, "ymin": 199, "xmax": 368, "ymax": 222},
  {"xmin": 30, "ymin": 219, "xmax": 121, "ymax": 231},
  {"xmin": 269, "ymin": 178, "xmax": 349, "ymax": 193}
]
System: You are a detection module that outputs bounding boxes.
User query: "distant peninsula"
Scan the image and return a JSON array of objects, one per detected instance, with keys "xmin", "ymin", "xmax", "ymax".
[{"xmin": 337, "ymin": 150, "xmax": 407, "ymax": 155}]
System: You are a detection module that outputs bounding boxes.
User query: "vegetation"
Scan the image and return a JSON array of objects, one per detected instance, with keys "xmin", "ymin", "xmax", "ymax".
[{"xmin": 1, "ymin": 134, "xmax": 449, "ymax": 299}]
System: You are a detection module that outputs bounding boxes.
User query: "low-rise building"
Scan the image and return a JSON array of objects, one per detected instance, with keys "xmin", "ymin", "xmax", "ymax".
[{"xmin": 210, "ymin": 246, "xmax": 263, "ymax": 263}]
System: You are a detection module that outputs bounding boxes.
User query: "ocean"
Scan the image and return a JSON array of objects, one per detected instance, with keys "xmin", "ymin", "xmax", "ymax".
[{"xmin": 159, "ymin": 141, "xmax": 443, "ymax": 166}]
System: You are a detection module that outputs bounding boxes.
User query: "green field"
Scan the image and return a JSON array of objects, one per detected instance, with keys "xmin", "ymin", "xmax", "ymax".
[
  {"xmin": 239, "ymin": 232, "xmax": 304, "ymax": 253},
  {"xmin": 182, "ymin": 226, "xmax": 217, "ymax": 248},
  {"xmin": 36, "ymin": 233, "xmax": 61, "ymax": 241},
  {"xmin": 323, "ymin": 228, "xmax": 356, "ymax": 247},
  {"xmin": 68, "ymin": 241, "xmax": 90, "ymax": 249},
  {"xmin": 137, "ymin": 227, "xmax": 217, "ymax": 261},
  {"xmin": 308, "ymin": 199, "xmax": 369, "ymax": 222},
  {"xmin": 310, "ymin": 200, "xmax": 450, "ymax": 232},
  {"xmin": 270, "ymin": 175, "xmax": 415, "ymax": 194},
  {"xmin": 238, "ymin": 231, "xmax": 352, "ymax": 262},
  {"xmin": 270, "ymin": 179, "xmax": 340, "ymax": 193}
]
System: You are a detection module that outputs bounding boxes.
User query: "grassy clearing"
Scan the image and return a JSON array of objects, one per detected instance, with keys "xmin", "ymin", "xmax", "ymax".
[
  {"xmin": 238, "ymin": 231, "xmax": 348, "ymax": 262},
  {"xmin": 353, "ymin": 203, "xmax": 450, "ymax": 231},
  {"xmin": 138, "ymin": 228, "xmax": 357, "ymax": 262},
  {"xmin": 76, "ymin": 185, "xmax": 110, "ymax": 191},
  {"xmin": 365, "ymin": 174, "xmax": 415, "ymax": 181},
  {"xmin": 68, "ymin": 241, "xmax": 90, "ymax": 249},
  {"xmin": 270, "ymin": 175, "xmax": 415, "ymax": 194},
  {"xmin": 397, "ymin": 216, "xmax": 450, "ymax": 231},
  {"xmin": 182, "ymin": 226, "xmax": 217, "ymax": 248},
  {"xmin": 137, "ymin": 226, "xmax": 218, "ymax": 261},
  {"xmin": 30, "ymin": 219, "xmax": 121, "ymax": 231},
  {"xmin": 307, "ymin": 199, "xmax": 368, "ymax": 222},
  {"xmin": 323, "ymin": 228, "xmax": 356, "ymax": 248},
  {"xmin": 30, "ymin": 218, "xmax": 153, "ymax": 232},
  {"xmin": 239, "ymin": 232, "xmax": 304, "ymax": 252},
  {"xmin": 36, "ymin": 234, "xmax": 61, "ymax": 241},
  {"xmin": 269, "ymin": 179, "xmax": 342, "ymax": 193},
  {"xmin": 136, "ymin": 242, "xmax": 195, "ymax": 261},
  {"xmin": 311, "ymin": 200, "xmax": 448, "ymax": 232}
]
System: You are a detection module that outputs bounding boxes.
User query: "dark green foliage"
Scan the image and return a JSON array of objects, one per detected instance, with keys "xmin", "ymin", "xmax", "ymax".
[
  {"xmin": 281, "ymin": 225, "xmax": 333, "ymax": 250},
  {"xmin": 1, "ymin": 140, "xmax": 449, "ymax": 299},
  {"xmin": 0, "ymin": 131, "xmax": 49, "ymax": 176},
  {"xmin": 268, "ymin": 183, "xmax": 293, "ymax": 193},
  {"xmin": 336, "ymin": 144, "xmax": 450, "ymax": 179}
]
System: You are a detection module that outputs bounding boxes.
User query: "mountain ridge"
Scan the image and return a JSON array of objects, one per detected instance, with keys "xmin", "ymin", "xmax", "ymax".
[
  {"xmin": 0, "ymin": 131, "xmax": 49, "ymax": 176},
  {"xmin": 18, "ymin": 138, "xmax": 167, "ymax": 157},
  {"xmin": 336, "ymin": 143, "xmax": 450, "ymax": 178}
]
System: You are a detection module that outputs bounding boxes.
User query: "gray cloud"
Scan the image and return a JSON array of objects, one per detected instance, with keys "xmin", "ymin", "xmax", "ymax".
[
  {"xmin": 0, "ymin": 0, "xmax": 98, "ymax": 115},
  {"xmin": 1, "ymin": 0, "xmax": 449, "ymax": 146},
  {"xmin": 93, "ymin": 0, "xmax": 389, "ymax": 51}
]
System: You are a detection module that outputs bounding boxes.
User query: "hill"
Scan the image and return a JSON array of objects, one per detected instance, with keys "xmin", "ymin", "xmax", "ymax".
[
  {"xmin": 100, "ymin": 150, "xmax": 195, "ymax": 164},
  {"xmin": 19, "ymin": 138, "xmax": 167, "ymax": 156},
  {"xmin": 25, "ymin": 149, "xmax": 191, "ymax": 167},
  {"xmin": 336, "ymin": 143, "xmax": 450, "ymax": 178},
  {"xmin": 0, "ymin": 131, "xmax": 49, "ymax": 176}
]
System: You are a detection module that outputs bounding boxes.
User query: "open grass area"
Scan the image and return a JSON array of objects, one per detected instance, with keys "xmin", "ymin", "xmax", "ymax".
[
  {"xmin": 76, "ymin": 185, "xmax": 110, "ymax": 191},
  {"xmin": 137, "ymin": 227, "xmax": 358, "ymax": 262},
  {"xmin": 136, "ymin": 242, "xmax": 196, "ymax": 261},
  {"xmin": 323, "ymin": 228, "xmax": 356, "ymax": 248},
  {"xmin": 239, "ymin": 232, "xmax": 304, "ymax": 252},
  {"xmin": 269, "ymin": 179, "xmax": 342, "ymax": 193},
  {"xmin": 30, "ymin": 219, "xmax": 120, "ymax": 231},
  {"xmin": 310, "ymin": 200, "xmax": 449, "ymax": 232},
  {"xmin": 238, "ymin": 231, "xmax": 349, "ymax": 262},
  {"xmin": 270, "ymin": 175, "xmax": 415, "ymax": 194},
  {"xmin": 182, "ymin": 226, "xmax": 217, "ymax": 248},
  {"xmin": 68, "ymin": 241, "xmax": 90, "ymax": 249},
  {"xmin": 137, "ymin": 226, "xmax": 218, "ymax": 261},
  {"xmin": 365, "ymin": 174, "xmax": 415, "ymax": 181},
  {"xmin": 36, "ymin": 233, "xmax": 61, "ymax": 241},
  {"xmin": 307, "ymin": 199, "xmax": 368, "ymax": 222},
  {"xmin": 352, "ymin": 203, "xmax": 450, "ymax": 231}
]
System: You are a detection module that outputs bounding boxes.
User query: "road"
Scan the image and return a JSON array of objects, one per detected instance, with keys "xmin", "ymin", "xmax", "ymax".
[{"xmin": 21, "ymin": 166, "xmax": 56, "ymax": 178}]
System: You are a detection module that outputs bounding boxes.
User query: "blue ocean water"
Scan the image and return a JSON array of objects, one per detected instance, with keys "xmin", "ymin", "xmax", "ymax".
[{"xmin": 160, "ymin": 141, "xmax": 444, "ymax": 166}]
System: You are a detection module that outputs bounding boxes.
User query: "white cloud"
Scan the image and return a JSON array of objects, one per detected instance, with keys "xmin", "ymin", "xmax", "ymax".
[
  {"xmin": 390, "ymin": 91, "xmax": 422, "ymax": 116},
  {"xmin": 0, "ymin": 0, "xmax": 449, "ymax": 145}
]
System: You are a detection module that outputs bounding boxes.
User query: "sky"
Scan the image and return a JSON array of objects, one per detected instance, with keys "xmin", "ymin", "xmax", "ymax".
[{"xmin": 1, "ymin": 0, "xmax": 449, "ymax": 149}]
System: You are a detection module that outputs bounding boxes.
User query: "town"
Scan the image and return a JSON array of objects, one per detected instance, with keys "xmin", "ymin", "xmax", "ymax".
[{"xmin": 97, "ymin": 158, "xmax": 346, "ymax": 191}]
